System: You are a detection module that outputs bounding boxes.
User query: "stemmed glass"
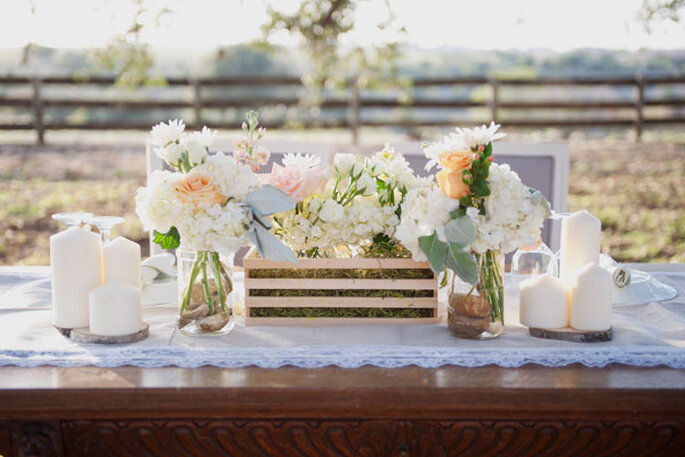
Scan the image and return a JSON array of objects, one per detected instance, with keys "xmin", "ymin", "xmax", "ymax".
[
  {"xmin": 87, "ymin": 216, "xmax": 125, "ymax": 243},
  {"xmin": 52, "ymin": 212, "xmax": 93, "ymax": 230}
]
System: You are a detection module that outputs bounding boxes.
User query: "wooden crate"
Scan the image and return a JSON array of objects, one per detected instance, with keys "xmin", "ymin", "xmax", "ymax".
[{"xmin": 243, "ymin": 251, "xmax": 438, "ymax": 326}]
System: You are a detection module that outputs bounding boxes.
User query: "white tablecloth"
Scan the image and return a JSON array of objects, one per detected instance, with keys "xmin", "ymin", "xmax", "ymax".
[{"xmin": 0, "ymin": 266, "xmax": 683, "ymax": 369}]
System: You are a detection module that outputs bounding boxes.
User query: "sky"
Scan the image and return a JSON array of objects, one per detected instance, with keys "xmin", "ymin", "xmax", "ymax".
[{"xmin": 0, "ymin": 0, "xmax": 683, "ymax": 51}]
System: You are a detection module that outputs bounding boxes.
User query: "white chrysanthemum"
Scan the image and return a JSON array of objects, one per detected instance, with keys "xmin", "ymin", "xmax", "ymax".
[
  {"xmin": 454, "ymin": 122, "xmax": 506, "ymax": 149},
  {"xmin": 423, "ymin": 132, "xmax": 469, "ymax": 171},
  {"xmin": 465, "ymin": 163, "xmax": 547, "ymax": 254},
  {"xmin": 150, "ymin": 119, "xmax": 185, "ymax": 148},
  {"xmin": 186, "ymin": 126, "xmax": 217, "ymax": 149},
  {"xmin": 282, "ymin": 152, "xmax": 322, "ymax": 169}
]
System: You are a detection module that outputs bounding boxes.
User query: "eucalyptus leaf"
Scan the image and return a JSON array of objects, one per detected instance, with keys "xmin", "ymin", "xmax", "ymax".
[
  {"xmin": 245, "ymin": 185, "xmax": 296, "ymax": 216},
  {"xmin": 445, "ymin": 242, "xmax": 478, "ymax": 285},
  {"xmin": 248, "ymin": 223, "xmax": 298, "ymax": 263},
  {"xmin": 444, "ymin": 216, "xmax": 476, "ymax": 245},
  {"xmin": 418, "ymin": 233, "xmax": 448, "ymax": 274}
]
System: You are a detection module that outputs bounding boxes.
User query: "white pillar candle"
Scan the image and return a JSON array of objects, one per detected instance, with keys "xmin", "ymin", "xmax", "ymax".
[
  {"xmin": 104, "ymin": 236, "xmax": 141, "ymax": 288},
  {"xmin": 560, "ymin": 210, "xmax": 601, "ymax": 283},
  {"xmin": 88, "ymin": 281, "xmax": 142, "ymax": 336},
  {"xmin": 570, "ymin": 263, "xmax": 612, "ymax": 331},
  {"xmin": 50, "ymin": 227, "xmax": 103, "ymax": 328},
  {"xmin": 519, "ymin": 274, "xmax": 569, "ymax": 329}
]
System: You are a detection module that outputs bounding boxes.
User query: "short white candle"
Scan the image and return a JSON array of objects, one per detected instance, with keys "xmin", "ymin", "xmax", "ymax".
[
  {"xmin": 50, "ymin": 227, "xmax": 103, "ymax": 328},
  {"xmin": 560, "ymin": 210, "xmax": 601, "ymax": 283},
  {"xmin": 104, "ymin": 236, "xmax": 141, "ymax": 288},
  {"xmin": 570, "ymin": 263, "xmax": 612, "ymax": 331},
  {"xmin": 519, "ymin": 274, "xmax": 569, "ymax": 329},
  {"xmin": 88, "ymin": 281, "xmax": 142, "ymax": 336}
]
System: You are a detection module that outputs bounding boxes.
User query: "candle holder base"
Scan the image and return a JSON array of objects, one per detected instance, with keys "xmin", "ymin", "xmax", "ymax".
[
  {"xmin": 529, "ymin": 326, "xmax": 612, "ymax": 343},
  {"xmin": 53, "ymin": 325, "xmax": 73, "ymax": 338},
  {"xmin": 61, "ymin": 322, "xmax": 149, "ymax": 344}
]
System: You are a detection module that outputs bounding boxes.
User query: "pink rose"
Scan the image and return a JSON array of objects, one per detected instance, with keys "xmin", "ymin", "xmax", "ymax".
[{"xmin": 267, "ymin": 163, "xmax": 329, "ymax": 202}]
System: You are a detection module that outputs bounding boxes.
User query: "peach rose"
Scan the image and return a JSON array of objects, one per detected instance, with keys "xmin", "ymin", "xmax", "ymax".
[
  {"xmin": 438, "ymin": 149, "xmax": 473, "ymax": 171},
  {"xmin": 174, "ymin": 174, "xmax": 226, "ymax": 207},
  {"xmin": 267, "ymin": 163, "xmax": 329, "ymax": 202},
  {"xmin": 436, "ymin": 169, "xmax": 470, "ymax": 199}
]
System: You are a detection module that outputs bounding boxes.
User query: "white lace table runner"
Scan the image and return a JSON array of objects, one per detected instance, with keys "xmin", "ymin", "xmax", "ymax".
[{"xmin": 0, "ymin": 267, "xmax": 683, "ymax": 369}]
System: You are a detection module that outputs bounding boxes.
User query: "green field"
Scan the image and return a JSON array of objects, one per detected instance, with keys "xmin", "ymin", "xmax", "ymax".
[{"xmin": 0, "ymin": 132, "xmax": 683, "ymax": 265}]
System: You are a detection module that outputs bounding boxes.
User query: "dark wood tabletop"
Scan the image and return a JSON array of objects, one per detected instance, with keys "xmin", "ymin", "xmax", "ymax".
[{"xmin": 1, "ymin": 263, "xmax": 683, "ymax": 456}]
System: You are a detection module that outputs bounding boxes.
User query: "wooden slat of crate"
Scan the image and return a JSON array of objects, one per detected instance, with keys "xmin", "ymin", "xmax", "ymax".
[
  {"xmin": 243, "ymin": 250, "xmax": 439, "ymax": 326},
  {"xmin": 243, "ymin": 256, "xmax": 432, "ymax": 271},
  {"xmin": 244, "ymin": 317, "xmax": 439, "ymax": 326},
  {"xmin": 244, "ymin": 278, "xmax": 436, "ymax": 290},
  {"xmin": 245, "ymin": 296, "xmax": 437, "ymax": 308}
]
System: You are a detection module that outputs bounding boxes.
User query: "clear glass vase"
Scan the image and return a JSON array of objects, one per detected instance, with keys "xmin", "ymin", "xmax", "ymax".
[
  {"xmin": 177, "ymin": 249, "xmax": 235, "ymax": 336},
  {"xmin": 447, "ymin": 249, "xmax": 504, "ymax": 340}
]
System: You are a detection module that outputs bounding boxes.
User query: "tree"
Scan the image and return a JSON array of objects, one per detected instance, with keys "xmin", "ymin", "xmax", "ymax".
[{"xmin": 639, "ymin": 0, "xmax": 685, "ymax": 31}]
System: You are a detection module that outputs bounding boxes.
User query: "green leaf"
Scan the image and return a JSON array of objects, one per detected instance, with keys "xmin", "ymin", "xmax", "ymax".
[
  {"xmin": 444, "ymin": 215, "xmax": 476, "ymax": 245},
  {"xmin": 445, "ymin": 242, "xmax": 479, "ymax": 285},
  {"xmin": 153, "ymin": 227, "xmax": 180, "ymax": 250},
  {"xmin": 418, "ymin": 233, "xmax": 448, "ymax": 274}
]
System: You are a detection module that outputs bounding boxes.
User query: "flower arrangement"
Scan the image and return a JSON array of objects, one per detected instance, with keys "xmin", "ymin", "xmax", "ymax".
[
  {"xmin": 136, "ymin": 113, "xmax": 296, "ymax": 333},
  {"xmin": 271, "ymin": 144, "xmax": 417, "ymax": 258},
  {"xmin": 394, "ymin": 122, "xmax": 550, "ymax": 338}
]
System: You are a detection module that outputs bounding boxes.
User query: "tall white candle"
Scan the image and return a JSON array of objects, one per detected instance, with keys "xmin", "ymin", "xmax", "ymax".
[
  {"xmin": 50, "ymin": 227, "xmax": 103, "ymax": 328},
  {"xmin": 570, "ymin": 263, "xmax": 612, "ymax": 331},
  {"xmin": 519, "ymin": 273, "xmax": 569, "ymax": 329},
  {"xmin": 89, "ymin": 281, "xmax": 142, "ymax": 336},
  {"xmin": 560, "ymin": 210, "xmax": 601, "ymax": 283},
  {"xmin": 104, "ymin": 236, "xmax": 141, "ymax": 288}
]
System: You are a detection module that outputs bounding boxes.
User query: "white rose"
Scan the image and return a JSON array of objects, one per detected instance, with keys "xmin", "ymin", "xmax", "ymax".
[
  {"xmin": 185, "ymin": 141, "xmax": 207, "ymax": 165},
  {"xmin": 319, "ymin": 199, "xmax": 344, "ymax": 222},
  {"xmin": 334, "ymin": 153, "xmax": 356, "ymax": 175},
  {"xmin": 155, "ymin": 143, "xmax": 184, "ymax": 164},
  {"xmin": 356, "ymin": 173, "xmax": 376, "ymax": 196}
]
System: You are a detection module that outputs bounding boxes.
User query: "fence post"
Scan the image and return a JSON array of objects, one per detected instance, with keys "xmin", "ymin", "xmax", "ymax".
[
  {"xmin": 489, "ymin": 77, "xmax": 499, "ymax": 124},
  {"xmin": 192, "ymin": 79, "xmax": 203, "ymax": 128},
  {"xmin": 347, "ymin": 77, "xmax": 360, "ymax": 145},
  {"xmin": 634, "ymin": 73, "xmax": 645, "ymax": 141},
  {"xmin": 31, "ymin": 77, "xmax": 44, "ymax": 145}
]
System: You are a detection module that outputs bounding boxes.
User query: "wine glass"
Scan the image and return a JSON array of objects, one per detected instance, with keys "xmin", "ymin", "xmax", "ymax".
[
  {"xmin": 51, "ymin": 212, "xmax": 93, "ymax": 230},
  {"xmin": 512, "ymin": 240, "xmax": 556, "ymax": 276},
  {"xmin": 87, "ymin": 216, "xmax": 125, "ymax": 243}
]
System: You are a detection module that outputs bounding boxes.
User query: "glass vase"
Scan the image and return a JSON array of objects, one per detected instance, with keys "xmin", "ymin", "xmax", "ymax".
[
  {"xmin": 177, "ymin": 249, "xmax": 235, "ymax": 336},
  {"xmin": 447, "ymin": 249, "xmax": 504, "ymax": 339}
]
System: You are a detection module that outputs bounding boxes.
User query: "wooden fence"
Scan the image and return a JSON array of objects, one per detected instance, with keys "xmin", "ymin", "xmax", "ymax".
[{"xmin": 0, "ymin": 75, "xmax": 683, "ymax": 144}]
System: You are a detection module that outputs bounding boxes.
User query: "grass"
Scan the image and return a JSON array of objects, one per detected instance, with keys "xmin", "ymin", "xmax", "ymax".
[{"xmin": 0, "ymin": 134, "xmax": 683, "ymax": 265}]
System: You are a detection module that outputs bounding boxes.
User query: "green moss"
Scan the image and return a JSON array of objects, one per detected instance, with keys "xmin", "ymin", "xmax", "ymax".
[
  {"xmin": 249, "ymin": 288, "xmax": 434, "ymax": 297},
  {"xmin": 250, "ymin": 307, "xmax": 434, "ymax": 318},
  {"xmin": 248, "ymin": 268, "xmax": 434, "ymax": 279}
]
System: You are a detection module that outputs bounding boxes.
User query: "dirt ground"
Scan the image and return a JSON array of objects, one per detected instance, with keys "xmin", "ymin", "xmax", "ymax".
[{"xmin": 0, "ymin": 133, "xmax": 683, "ymax": 265}]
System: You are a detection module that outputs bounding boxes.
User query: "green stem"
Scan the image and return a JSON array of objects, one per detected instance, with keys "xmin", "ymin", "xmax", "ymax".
[
  {"xmin": 180, "ymin": 253, "xmax": 203, "ymax": 315},
  {"xmin": 200, "ymin": 252, "xmax": 215, "ymax": 315},
  {"xmin": 210, "ymin": 252, "xmax": 228, "ymax": 312}
]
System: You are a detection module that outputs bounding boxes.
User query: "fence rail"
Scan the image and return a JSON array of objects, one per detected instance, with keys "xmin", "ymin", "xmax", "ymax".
[{"xmin": 0, "ymin": 75, "xmax": 683, "ymax": 144}]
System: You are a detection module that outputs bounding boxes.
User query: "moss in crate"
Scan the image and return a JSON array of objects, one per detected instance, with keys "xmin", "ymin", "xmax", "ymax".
[
  {"xmin": 249, "ymin": 288, "xmax": 434, "ymax": 298},
  {"xmin": 248, "ymin": 268, "xmax": 434, "ymax": 280},
  {"xmin": 250, "ymin": 307, "xmax": 435, "ymax": 319}
]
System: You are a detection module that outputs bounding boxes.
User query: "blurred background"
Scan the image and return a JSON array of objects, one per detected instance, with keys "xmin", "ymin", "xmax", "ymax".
[{"xmin": 0, "ymin": 0, "xmax": 683, "ymax": 265}]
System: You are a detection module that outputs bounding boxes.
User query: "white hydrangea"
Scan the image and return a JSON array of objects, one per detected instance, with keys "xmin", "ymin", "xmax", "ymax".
[
  {"xmin": 192, "ymin": 152, "xmax": 259, "ymax": 201},
  {"xmin": 135, "ymin": 153, "xmax": 260, "ymax": 258},
  {"xmin": 394, "ymin": 181, "xmax": 460, "ymax": 261},
  {"xmin": 465, "ymin": 163, "xmax": 547, "ymax": 254}
]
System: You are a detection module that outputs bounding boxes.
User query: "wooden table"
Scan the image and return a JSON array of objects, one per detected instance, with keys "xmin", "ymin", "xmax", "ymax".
[{"xmin": 1, "ymin": 264, "xmax": 684, "ymax": 457}]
